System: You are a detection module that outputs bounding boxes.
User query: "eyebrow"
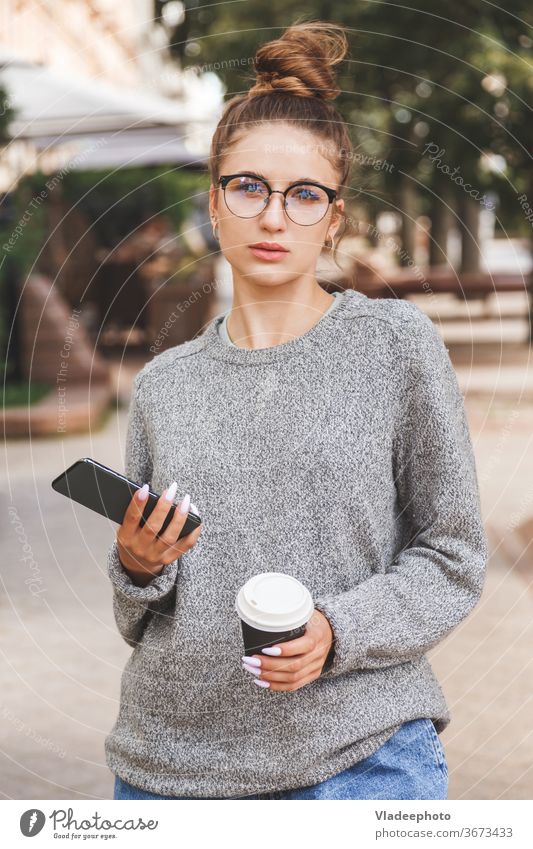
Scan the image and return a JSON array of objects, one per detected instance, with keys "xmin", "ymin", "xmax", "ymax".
[{"xmin": 241, "ymin": 171, "xmax": 321, "ymax": 184}]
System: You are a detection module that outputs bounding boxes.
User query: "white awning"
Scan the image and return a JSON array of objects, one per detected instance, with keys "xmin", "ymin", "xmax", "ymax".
[
  {"xmin": 0, "ymin": 54, "xmax": 210, "ymax": 139},
  {"xmin": 39, "ymin": 126, "xmax": 210, "ymax": 170}
]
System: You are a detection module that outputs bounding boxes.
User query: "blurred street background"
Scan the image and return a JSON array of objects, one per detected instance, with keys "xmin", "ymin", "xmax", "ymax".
[{"xmin": 1, "ymin": 1, "xmax": 532, "ymax": 800}]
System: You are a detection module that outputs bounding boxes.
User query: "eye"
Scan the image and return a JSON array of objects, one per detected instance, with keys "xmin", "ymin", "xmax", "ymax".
[
  {"xmin": 241, "ymin": 182, "xmax": 262, "ymax": 193},
  {"xmin": 234, "ymin": 178, "xmax": 268, "ymax": 196},
  {"xmin": 292, "ymin": 186, "xmax": 321, "ymax": 202}
]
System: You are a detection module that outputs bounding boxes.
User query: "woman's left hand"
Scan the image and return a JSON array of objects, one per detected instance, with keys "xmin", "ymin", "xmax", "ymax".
[{"xmin": 242, "ymin": 609, "xmax": 334, "ymax": 691}]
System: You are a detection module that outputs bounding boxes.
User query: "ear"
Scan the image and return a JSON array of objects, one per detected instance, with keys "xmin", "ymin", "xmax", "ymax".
[
  {"xmin": 328, "ymin": 198, "xmax": 345, "ymax": 239},
  {"xmin": 335, "ymin": 198, "xmax": 345, "ymax": 216}
]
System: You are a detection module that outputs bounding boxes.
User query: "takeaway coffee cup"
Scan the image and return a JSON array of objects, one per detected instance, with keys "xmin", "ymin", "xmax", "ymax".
[{"xmin": 235, "ymin": 572, "xmax": 314, "ymax": 657}]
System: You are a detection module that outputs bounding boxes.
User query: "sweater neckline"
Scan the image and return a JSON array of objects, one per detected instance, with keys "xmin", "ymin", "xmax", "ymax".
[
  {"xmin": 218, "ymin": 289, "xmax": 342, "ymax": 348},
  {"xmin": 201, "ymin": 288, "xmax": 365, "ymax": 364}
]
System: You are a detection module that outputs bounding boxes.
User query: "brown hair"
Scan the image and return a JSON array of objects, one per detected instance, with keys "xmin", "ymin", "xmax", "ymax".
[{"xmin": 209, "ymin": 20, "xmax": 353, "ymax": 268}]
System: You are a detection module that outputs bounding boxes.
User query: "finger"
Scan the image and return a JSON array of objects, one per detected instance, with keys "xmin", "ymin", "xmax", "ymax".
[
  {"xmin": 251, "ymin": 631, "xmax": 317, "ymax": 662},
  {"xmin": 245, "ymin": 655, "xmax": 321, "ymax": 684},
  {"xmin": 157, "ymin": 521, "xmax": 203, "ymax": 560},
  {"xmin": 260, "ymin": 664, "xmax": 324, "ymax": 692},
  {"xmin": 121, "ymin": 484, "xmax": 152, "ymax": 535},
  {"xmin": 152, "ymin": 493, "xmax": 198, "ymax": 550},
  {"xmin": 139, "ymin": 481, "xmax": 181, "ymax": 540},
  {"xmin": 249, "ymin": 643, "xmax": 322, "ymax": 676}
]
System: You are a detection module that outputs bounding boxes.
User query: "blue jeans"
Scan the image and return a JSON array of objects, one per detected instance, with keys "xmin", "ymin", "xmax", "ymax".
[{"xmin": 113, "ymin": 718, "xmax": 448, "ymax": 800}]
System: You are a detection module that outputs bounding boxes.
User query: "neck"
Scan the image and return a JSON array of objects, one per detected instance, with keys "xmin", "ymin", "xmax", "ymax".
[{"xmin": 226, "ymin": 282, "xmax": 335, "ymax": 350}]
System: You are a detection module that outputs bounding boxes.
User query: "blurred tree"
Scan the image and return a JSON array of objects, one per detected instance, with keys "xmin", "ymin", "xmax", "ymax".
[
  {"xmin": 1, "ymin": 85, "xmax": 22, "ymax": 385},
  {"xmin": 61, "ymin": 167, "xmax": 209, "ymax": 248},
  {"xmin": 479, "ymin": 2, "xmax": 533, "ymax": 337},
  {"xmin": 0, "ymin": 84, "xmax": 13, "ymax": 139}
]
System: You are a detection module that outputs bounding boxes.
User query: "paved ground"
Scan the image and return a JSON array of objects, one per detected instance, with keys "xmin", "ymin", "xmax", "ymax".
[{"xmin": 1, "ymin": 292, "xmax": 532, "ymax": 800}]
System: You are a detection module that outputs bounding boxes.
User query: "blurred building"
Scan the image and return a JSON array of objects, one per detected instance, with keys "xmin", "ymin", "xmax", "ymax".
[
  {"xmin": 0, "ymin": 0, "xmax": 222, "ymax": 185},
  {"xmin": 0, "ymin": 0, "xmax": 208, "ymax": 94}
]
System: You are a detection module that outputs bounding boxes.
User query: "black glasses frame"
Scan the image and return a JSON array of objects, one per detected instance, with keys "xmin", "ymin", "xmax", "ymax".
[{"xmin": 217, "ymin": 172, "xmax": 337, "ymax": 225}]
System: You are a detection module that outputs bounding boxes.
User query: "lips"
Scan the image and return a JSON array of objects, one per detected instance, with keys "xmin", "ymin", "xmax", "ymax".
[
  {"xmin": 249, "ymin": 245, "xmax": 290, "ymax": 262},
  {"xmin": 249, "ymin": 243, "xmax": 289, "ymax": 252}
]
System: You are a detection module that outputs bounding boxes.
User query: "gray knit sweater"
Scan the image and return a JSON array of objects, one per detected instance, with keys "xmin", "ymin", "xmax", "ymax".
[{"xmin": 105, "ymin": 288, "xmax": 488, "ymax": 798}]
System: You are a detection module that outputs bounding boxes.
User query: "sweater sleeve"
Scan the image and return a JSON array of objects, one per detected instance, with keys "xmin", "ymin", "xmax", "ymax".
[
  {"xmin": 107, "ymin": 372, "xmax": 180, "ymax": 648},
  {"xmin": 314, "ymin": 307, "xmax": 488, "ymax": 678}
]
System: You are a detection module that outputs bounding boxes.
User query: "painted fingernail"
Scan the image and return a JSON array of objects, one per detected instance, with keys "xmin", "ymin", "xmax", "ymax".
[
  {"xmin": 262, "ymin": 646, "xmax": 282, "ymax": 655},
  {"xmin": 179, "ymin": 493, "xmax": 191, "ymax": 514},
  {"xmin": 137, "ymin": 483, "xmax": 149, "ymax": 501},
  {"xmin": 242, "ymin": 663, "xmax": 261, "ymax": 676},
  {"xmin": 253, "ymin": 679, "xmax": 270, "ymax": 688},
  {"xmin": 165, "ymin": 481, "xmax": 178, "ymax": 502},
  {"xmin": 241, "ymin": 656, "xmax": 261, "ymax": 667}
]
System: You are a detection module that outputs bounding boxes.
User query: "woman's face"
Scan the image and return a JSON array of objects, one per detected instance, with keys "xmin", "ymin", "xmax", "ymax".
[{"xmin": 209, "ymin": 124, "xmax": 344, "ymax": 291}]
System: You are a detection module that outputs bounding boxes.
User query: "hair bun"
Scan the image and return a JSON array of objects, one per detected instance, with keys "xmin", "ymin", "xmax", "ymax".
[{"xmin": 248, "ymin": 20, "xmax": 348, "ymax": 101}]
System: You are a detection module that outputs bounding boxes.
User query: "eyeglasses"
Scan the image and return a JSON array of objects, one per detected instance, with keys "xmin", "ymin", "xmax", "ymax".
[{"xmin": 218, "ymin": 173, "xmax": 337, "ymax": 226}]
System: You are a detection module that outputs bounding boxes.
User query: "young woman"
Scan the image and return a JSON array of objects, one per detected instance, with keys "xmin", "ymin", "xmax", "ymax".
[{"xmin": 107, "ymin": 21, "xmax": 488, "ymax": 800}]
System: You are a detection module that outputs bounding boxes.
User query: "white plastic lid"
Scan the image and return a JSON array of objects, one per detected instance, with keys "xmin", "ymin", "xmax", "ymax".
[{"xmin": 235, "ymin": 572, "xmax": 314, "ymax": 632}]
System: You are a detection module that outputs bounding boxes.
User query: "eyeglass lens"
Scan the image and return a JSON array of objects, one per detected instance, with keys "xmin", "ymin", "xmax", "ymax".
[{"xmin": 223, "ymin": 176, "xmax": 330, "ymax": 225}]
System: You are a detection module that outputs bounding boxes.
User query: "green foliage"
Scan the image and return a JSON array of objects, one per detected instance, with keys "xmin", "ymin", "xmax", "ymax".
[
  {"xmin": 1, "ymin": 381, "xmax": 50, "ymax": 408},
  {"xmin": 0, "ymin": 84, "xmax": 17, "ymax": 382},
  {"xmin": 0, "ymin": 83, "xmax": 14, "ymax": 140},
  {"xmin": 0, "ymin": 174, "xmax": 50, "ymax": 385},
  {"xmin": 61, "ymin": 167, "xmax": 210, "ymax": 247},
  {"xmin": 0, "ymin": 173, "xmax": 49, "ymax": 276}
]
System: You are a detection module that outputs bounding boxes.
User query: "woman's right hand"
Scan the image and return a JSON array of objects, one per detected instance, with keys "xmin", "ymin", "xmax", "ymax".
[{"xmin": 116, "ymin": 482, "xmax": 203, "ymax": 587}]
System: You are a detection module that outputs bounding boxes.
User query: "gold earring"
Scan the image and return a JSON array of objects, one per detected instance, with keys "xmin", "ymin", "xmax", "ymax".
[
  {"xmin": 212, "ymin": 222, "xmax": 219, "ymax": 241},
  {"xmin": 324, "ymin": 234, "xmax": 334, "ymax": 252}
]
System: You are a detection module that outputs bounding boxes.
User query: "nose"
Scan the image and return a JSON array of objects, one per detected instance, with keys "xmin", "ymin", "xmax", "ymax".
[{"xmin": 260, "ymin": 191, "xmax": 287, "ymax": 230}]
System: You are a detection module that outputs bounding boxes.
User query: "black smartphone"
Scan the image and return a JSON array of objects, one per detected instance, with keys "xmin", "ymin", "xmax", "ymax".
[{"xmin": 51, "ymin": 458, "xmax": 201, "ymax": 540}]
